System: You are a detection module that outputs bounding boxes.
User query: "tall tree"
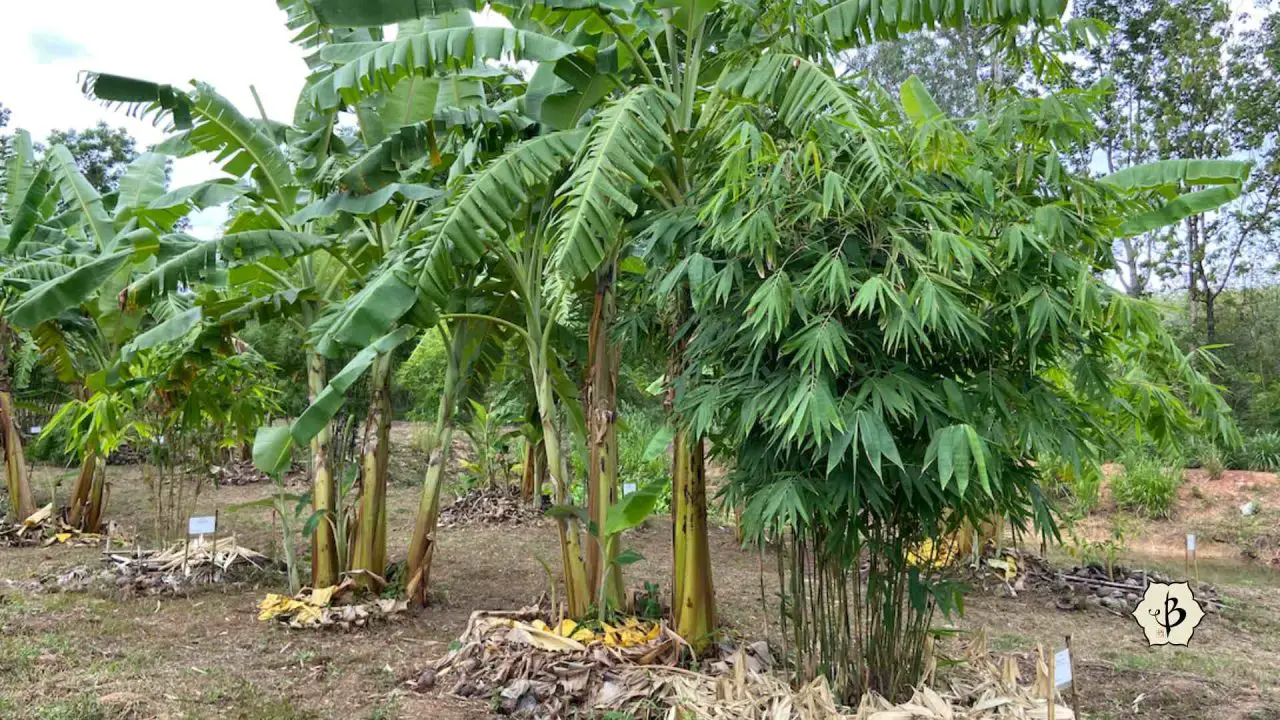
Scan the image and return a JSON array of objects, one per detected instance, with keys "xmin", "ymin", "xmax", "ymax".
[
  {"xmin": 304, "ymin": 0, "xmax": 1070, "ymax": 646},
  {"xmin": 45, "ymin": 122, "xmax": 138, "ymax": 195},
  {"xmin": 1077, "ymin": 0, "xmax": 1280, "ymax": 342}
]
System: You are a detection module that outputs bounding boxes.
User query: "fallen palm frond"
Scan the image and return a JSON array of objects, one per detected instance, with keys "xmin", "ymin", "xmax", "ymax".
[
  {"xmin": 257, "ymin": 579, "xmax": 408, "ymax": 630},
  {"xmin": 413, "ymin": 607, "xmax": 1078, "ymax": 719}
]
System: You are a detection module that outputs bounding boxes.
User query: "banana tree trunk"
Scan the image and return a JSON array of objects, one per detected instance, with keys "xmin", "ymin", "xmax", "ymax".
[
  {"xmin": 0, "ymin": 390, "xmax": 35, "ymax": 522},
  {"xmin": 83, "ymin": 455, "xmax": 107, "ymax": 532},
  {"xmin": 405, "ymin": 351, "xmax": 461, "ymax": 606},
  {"xmin": 67, "ymin": 451, "xmax": 96, "ymax": 528},
  {"xmin": 307, "ymin": 353, "xmax": 340, "ymax": 588},
  {"xmin": 666, "ymin": 301, "xmax": 716, "ymax": 649},
  {"xmin": 535, "ymin": 370, "xmax": 590, "ymax": 618},
  {"xmin": 520, "ymin": 440, "xmax": 537, "ymax": 502},
  {"xmin": 585, "ymin": 263, "xmax": 623, "ymax": 610},
  {"xmin": 351, "ymin": 352, "xmax": 393, "ymax": 592},
  {"xmin": 0, "ymin": 323, "xmax": 36, "ymax": 523},
  {"xmin": 672, "ymin": 429, "xmax": 715, "ymax": 648}
]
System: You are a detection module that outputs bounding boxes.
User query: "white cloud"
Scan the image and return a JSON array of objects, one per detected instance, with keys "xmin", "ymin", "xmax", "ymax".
[
  {"xmin": 29, "ymin": 30, "xmax": 89, "ymax": 65},
  {"xmin": 2, "ymin": 1, "xmax": 311, "ymax": 237}
]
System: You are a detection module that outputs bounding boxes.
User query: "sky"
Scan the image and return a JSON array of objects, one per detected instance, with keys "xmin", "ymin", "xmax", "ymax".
[
  {"xmin": 1, "ymin": 1, "xmax": 1266, "ymax": 239},
  {"xmin": 1, "ymin": 1, "xmax": 311, "ymax": 237}
]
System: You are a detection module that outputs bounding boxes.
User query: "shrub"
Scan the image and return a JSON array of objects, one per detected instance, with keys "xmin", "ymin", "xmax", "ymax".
[
  {"xmin": 28, "ymin": 419, "xmax": 80, "ymax": 465},
  {"xmin": 1112, "ymin": 453, "xmax": 1183, "ymax": 519},
  {"xmin": 1039, "ymin": 455, "xmax": 1102, "ymax": 513},
  {"xmin": 1200, "ymin": 444, "xmax": 1226, "ymax": 481},
  {"xmin": 394, "ymin": 330, "xmax": 448, "ymax": 420},
  {"xmin": 617, "ymin": 406, "xmax": 669, "ymax": 494},
  {"xmin": 1245, "ymin": 431, "xmax": 1280, "ymax": 472}
]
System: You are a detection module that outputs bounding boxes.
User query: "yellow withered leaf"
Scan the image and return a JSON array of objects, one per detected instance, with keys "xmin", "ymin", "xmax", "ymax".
[
  {"xmin": 54, "ymin": 533, "xmax": 73, "ymax": 543},
  {"xmin": 531, "ymin": 619, "xmax": 550, "ymax": 632},
  {"xmin": 570, "ymin": 627, "xmax": 596, "ymax": 643},
  {"xmin": 310, "ymin": 585, "xmax": 338, "ymax": 606},
  {"xmin": 644, "ymin": 624, "xmax": 662, "ymax": 642},
  {"xmin": 556, "ymin": 619, "xmax": 579, "ymax": 637},
  {"xmin": 619, "ymin": 629, "xmax": 646, "ymax": 647}
]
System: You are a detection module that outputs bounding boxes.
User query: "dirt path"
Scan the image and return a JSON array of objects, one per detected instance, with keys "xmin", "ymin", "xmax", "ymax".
[{"xmin": 3, "ymin": 444, "xmax": 1280, "ymax": 718}]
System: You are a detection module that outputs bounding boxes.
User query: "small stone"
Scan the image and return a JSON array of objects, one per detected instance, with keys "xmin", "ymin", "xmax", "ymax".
[
  {"xmin": 1100, "ymin": 596, "xmax": 1127, "ymax": 612},
  {"xmin": 410, "ymin": 668, "xmax": 437, "ymax": 692}
]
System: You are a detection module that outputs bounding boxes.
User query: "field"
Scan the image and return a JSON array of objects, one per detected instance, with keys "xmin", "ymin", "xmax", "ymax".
[{"xmin": 0, "ymin": 426, "xmax": 1278, "ymax": 719}]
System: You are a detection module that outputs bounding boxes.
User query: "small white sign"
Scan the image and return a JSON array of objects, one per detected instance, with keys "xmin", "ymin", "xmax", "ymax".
[
  {"xmin": 1187, "ymin": 534, "xmax": 1197, "ymax": 552},
  {"xmin": 1053, "ymin": 648, "xmax": 1073, "ymax": 688},
  {"xmin": 29, "ymin": 425, "xmax": 42, "ymax": 434},
  {"xmin": 622, "ymin": 482, "xmax": 638, "ymax": 496},
  {"xmin": 188, "ymin": 516, "xmax": 217, "ymax": 535}
]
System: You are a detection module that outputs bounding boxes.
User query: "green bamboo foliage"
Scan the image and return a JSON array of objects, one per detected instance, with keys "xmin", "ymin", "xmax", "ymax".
[{"xmin": 678, "ymin": 77, "xmax": 1237, "ymax": 700}]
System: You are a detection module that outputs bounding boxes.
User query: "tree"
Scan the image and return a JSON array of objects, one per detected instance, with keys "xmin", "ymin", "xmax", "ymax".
[
  {"xmin": 843, "ymin": 27, "xmax": 987, "ymax": 117},
  {"xmin": 0, "ymin": 103, "xmax": 11, "ymax": 159},
  {"xmin": 1, "ymin": 133, "xmax": 175, "ymax": 529},
  {"xmin": 679, "ymin": 73, "xmax": 1238, "ymax": 700},
  {"xmin": 304, "ymin": 0, "xmax": 1070, "ymax": 644},
  {"xmin": 1077, "ymin": 0, "xmax": 1280, "ymax": 342},
  {"xmin": 46, "ymin": 122, "xmax": 138, "ymax": 195}
]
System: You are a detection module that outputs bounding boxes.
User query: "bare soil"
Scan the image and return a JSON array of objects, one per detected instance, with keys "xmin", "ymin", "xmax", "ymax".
[{"xmin": 2, "ymin": 427, "xmax": 1279, "ymax": 719}]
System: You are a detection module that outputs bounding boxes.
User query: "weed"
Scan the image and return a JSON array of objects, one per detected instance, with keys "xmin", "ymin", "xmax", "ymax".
[
  {"xmin": 1068, "ymin": 515, "xmax": 1132, "ymax": 580},
  {"xmin": 1112, "ymin": 453, "xmax": 1182, "ymax": 519},
  {"xmin": 34, "ymin": 697, "xmax": 108, "ymax": 720},
  {"xmin": 1201, "ymin": 444, "xmax": 1226, "ymax": 481},
  {"xmin": 1246, "ymin": 431, "xmax": 1280, "ymax": 472}
]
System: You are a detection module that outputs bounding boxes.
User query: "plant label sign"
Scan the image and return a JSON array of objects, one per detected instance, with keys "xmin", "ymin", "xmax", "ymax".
[
  {"xmin": 623, "ymin": 482, "xmax": 638, "ymax": 496},
  {"xmin": 1053, "ymin": 648, "xmax": 1072, "ymax": 688},
  {"xmin": 188, "ymin": 515, "xmax": 217, "ymax": 536},
  {"xmin": 1187, "ymin": 534, "xmax": 1196, "ymax": 552}
]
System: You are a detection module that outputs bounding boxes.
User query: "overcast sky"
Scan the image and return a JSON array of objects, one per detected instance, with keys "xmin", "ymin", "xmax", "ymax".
[
  {"xmin": 1, "ymin": 1, "xmax": 311, "ymax": 236},
  {"xmin": 1, "ymin": 1, "xmax": 1266, "ymax": 238}
]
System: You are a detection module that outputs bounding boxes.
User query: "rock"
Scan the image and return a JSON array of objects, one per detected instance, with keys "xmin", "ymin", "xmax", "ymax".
[
  {"xmin": 410, "ymin": 668, "xmax": 437, "ymax": 692},
  {"xmin": 1100, "ymin": 596, "xmax": 1128, "ymax": 612}
]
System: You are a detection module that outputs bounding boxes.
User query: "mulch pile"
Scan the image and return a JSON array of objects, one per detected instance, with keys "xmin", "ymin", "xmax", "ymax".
[
  {"xmin": 0, "ymin": 504, "xmax": 117, "ymax": 548},
  {"xmin": 410, "ymin": 604, "xmax": 1079, "ymax": 719},
  {"xmin": 439, "ymin": 485, "xmax": 543, "ymax": 527},
  {"xmin": 29, "ymin": 536, "xmax": 269, "ymax": 595},
  {"xmin": 106, "ymin": 444, "xmax": 148, "ymax": 465},
  {"xmin": 974, "ymin": 549, "xmax": 1223, "ymax": 616},
  {"xmin": 210, "ymin": 458, "xmax": 307, "ymax": 486}
]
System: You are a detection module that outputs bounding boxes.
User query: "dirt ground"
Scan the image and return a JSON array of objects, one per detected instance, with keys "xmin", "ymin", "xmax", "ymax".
[{"xmin": 3, "ymin": 426, "xmax": 1280, "ymax": 719}]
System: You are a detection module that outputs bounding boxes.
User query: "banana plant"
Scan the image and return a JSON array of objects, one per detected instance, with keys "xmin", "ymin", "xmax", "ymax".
[
  {"xmin": 302, "ymin": 0, "xmax": 1071, "ymax": 640},
  {"xmin": 1, "ymin": 131, "xmax": 184, "ymax": 528},
  {"xmin": 404, "ymin": 280, "xmax": 512, "ymax": 605},
  {"xmin": 78, "ymin": 9, "xmax": 498, "ymax": 582}
]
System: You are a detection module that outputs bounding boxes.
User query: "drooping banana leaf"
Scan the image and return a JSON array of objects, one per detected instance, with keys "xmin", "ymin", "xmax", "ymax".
[
  {"xmin": 9, "ymin": 250, "xmax": 133, "ymax": 328},
  {"xmin": 1102, "ymin": 159, "xmax": 1252, "ymax": 237}
]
